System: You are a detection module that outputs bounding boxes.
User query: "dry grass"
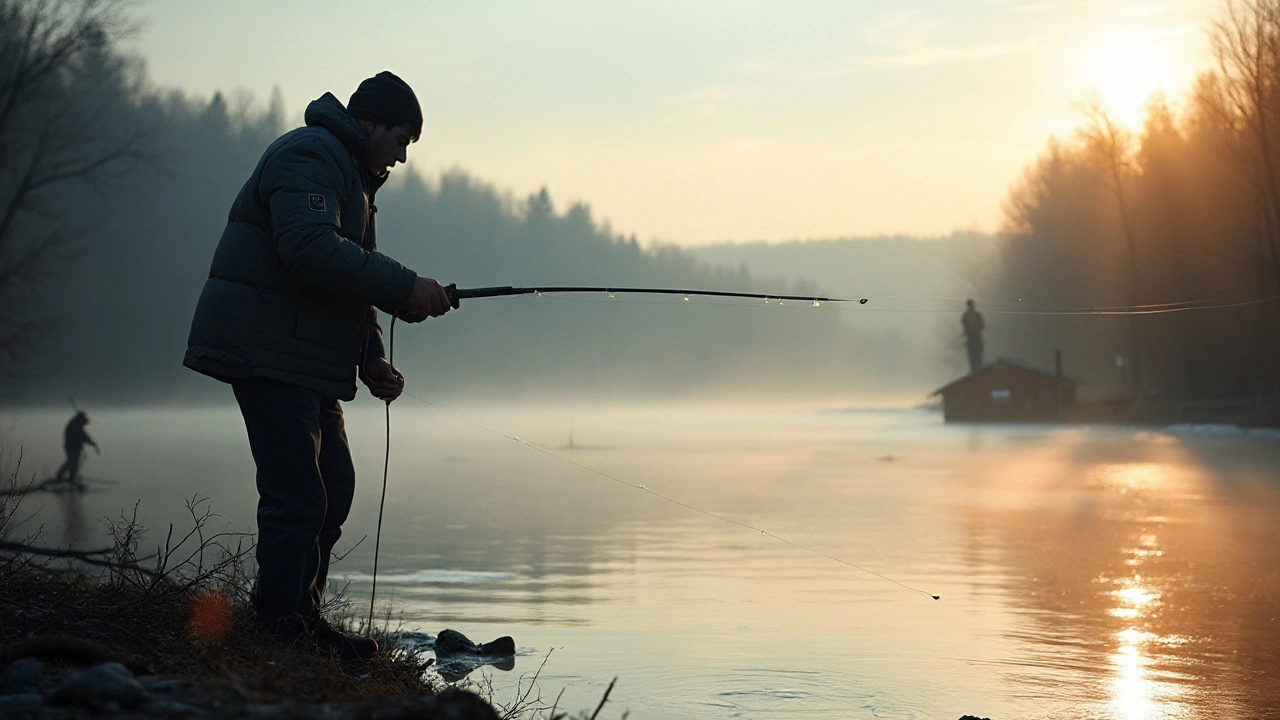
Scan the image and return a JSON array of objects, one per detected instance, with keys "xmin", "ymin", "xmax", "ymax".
[{"xmin": 0, "ymin": 453, "xmax": 440, "ymax": 703}]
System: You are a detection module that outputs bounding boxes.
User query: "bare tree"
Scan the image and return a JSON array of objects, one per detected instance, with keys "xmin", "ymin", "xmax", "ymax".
[
  {"xmin": 1203, "ymin": 0, "xmax": 1280, "ymax": 283},
  {"xmin": 1076, "ymin": 93, "xmax": 1145, "ymax": 395},
  {"xmin": 0, "ymin": 0, "xmax": 149, "ymax": 367}
]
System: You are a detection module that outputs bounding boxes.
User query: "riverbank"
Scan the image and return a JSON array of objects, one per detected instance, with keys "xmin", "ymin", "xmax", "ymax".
[
  {"xmin": 0, "ymin": 474, "xmax": 615, "ymax": 720},
  {"xmin": 0, "ymin": 543, "xmax": 506, "ymax": 718}
]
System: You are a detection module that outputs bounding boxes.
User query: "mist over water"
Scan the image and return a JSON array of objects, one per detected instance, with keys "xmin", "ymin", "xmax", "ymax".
[{"xmin": 6, "ymin": 401, "xmax": 1280, "ymax": 719}]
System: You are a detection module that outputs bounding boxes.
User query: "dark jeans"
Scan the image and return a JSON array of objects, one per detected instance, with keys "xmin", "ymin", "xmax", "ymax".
[{"xmin": 232, "ymin": 378, "xmax": 355, "ymax": 623}]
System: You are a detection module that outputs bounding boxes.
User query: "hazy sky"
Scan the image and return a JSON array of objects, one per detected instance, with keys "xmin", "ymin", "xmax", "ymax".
[{"xmin": 131, "ymin": 0, "xmax": 1217, "ymax": 246}]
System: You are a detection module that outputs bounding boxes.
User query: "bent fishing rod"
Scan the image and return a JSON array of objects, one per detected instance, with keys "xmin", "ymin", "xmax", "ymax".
[{"xmin": 442, "ymin": 283, "xmax": 869, "ymax": 308}]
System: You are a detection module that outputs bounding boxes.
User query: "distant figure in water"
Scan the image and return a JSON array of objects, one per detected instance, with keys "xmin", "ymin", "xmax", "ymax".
[
  {"xmin": 961, "ymin": 299, "xmax": 985, "ymax": 374},
  {"xmin": 53, "ymin": 412, "xmax": 99, "ymax": 488}
]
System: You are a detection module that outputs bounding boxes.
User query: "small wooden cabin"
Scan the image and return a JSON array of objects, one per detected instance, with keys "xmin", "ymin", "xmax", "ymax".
[{"xmin": 931, "ymin": 358, "xmax": 1076, "ymax": 423}]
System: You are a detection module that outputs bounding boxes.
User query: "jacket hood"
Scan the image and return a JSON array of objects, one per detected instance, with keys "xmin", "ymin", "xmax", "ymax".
[
  {"xmin": 304, "ymin": 92, "xmax": 388, "ymax": 193},
  {"xmin": 304, "ymin": 93, "xmax": 367, "ymax": 161}
]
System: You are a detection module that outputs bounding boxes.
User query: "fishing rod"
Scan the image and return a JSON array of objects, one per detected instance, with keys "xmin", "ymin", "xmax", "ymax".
[
  {"xmin": 443, "ymin": 284, "xmax": 1280, "ymax": 316},
  {"xmin": 443, "ymin": 284, "xmax": 869, "ymax": 308}
]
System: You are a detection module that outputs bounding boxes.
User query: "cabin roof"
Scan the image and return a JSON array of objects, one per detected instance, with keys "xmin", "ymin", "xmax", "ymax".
[{"xmin": 930, "ymin": 357, "xmax": 1077, "ymax": 397}]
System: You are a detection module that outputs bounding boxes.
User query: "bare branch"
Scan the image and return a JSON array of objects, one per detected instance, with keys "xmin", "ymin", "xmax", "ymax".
[{"xmin": 0, "ymin": 0, "xmax": 150, "ymax": 363}]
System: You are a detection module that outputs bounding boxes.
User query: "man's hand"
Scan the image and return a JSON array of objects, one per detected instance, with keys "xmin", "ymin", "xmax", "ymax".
[
  {"xmin": 362, "ymin": 357, "xmax": 406, "ymax": 402},
  {"xmin": 398, "ymin": 276, "xmax": 451, "ymax": 323}
]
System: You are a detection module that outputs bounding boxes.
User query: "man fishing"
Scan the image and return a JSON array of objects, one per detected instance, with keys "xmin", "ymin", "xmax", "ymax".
[
  {"xmin": 184, "ymin": 71, "xmax": 452, "ymax": 660},
  {"xmin": 961, "ymin": 298, "xmax": 985, "ymax": 374},
  {"xmin": 53, "ymin": 411, "xmax": 99, "ymax": 489}
]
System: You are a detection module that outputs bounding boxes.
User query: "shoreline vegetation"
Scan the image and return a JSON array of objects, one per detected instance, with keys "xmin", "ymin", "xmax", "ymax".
[{"xmin": 0, "ymin": 461, "xmax": 619, "ymax": 720}]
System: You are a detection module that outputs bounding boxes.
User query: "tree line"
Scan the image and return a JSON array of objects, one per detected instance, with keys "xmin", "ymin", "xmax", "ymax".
[
  {"xmin": 984, "ymin": 0, "xmax": 1280, "ymax": 412},
  {"xmin": 1, "ymin": 0, "xmax": 921, "ymax": 406}
]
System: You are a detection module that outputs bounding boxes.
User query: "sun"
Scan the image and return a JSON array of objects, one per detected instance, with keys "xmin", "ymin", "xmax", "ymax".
[{"xmin": 1087, "ymin": 30, "xmax": 1176, "ymax": 128}]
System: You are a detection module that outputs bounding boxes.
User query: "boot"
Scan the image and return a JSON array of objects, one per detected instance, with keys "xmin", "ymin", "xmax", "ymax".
[{"xmin": 310, "ymin": 616, "xmax": 379, "ymax": 661}]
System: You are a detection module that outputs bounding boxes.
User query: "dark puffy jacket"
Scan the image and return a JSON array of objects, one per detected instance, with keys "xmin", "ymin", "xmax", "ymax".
[{"xmin": 184, "ymin": 93, "xmax": 417, "ymax": 400}]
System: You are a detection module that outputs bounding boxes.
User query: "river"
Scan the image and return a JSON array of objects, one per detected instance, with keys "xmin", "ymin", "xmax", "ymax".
[{"xmin": 5, "ymin": 401, "xmax": 1280, "ymax": 719}]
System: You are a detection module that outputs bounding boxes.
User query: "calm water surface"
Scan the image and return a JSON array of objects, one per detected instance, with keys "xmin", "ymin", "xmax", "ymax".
[{"xmin": 5, "ymin": 402, "xmax": 1280, "ymax": 719}]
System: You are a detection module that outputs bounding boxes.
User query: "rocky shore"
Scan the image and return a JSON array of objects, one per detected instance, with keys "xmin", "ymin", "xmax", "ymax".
[
  {"xmin": 0, "ymin": 566, "xmax": 508, "ymax": 720},
  {"xmin": 0, "ymin": 658, "xmax": 498, "ymax": 719},
  {"xmin": 0, "ymin": 474, "xmax": 523, "ymax": 720}
]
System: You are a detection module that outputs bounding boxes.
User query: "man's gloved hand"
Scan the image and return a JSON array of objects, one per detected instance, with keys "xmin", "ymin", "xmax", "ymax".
[
  {"xmin": 362, "ymin": 357, "xmax": 405, "ymax": 402},
  {"xmin": 398, "ymin": 276, "xmax": 451, "ymax": 322}
]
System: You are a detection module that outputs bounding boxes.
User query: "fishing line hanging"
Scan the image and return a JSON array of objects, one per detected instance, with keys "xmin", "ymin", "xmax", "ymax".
[{"xmin": 369, "ymin": 317, "xmax": 398, "ymax": 631}]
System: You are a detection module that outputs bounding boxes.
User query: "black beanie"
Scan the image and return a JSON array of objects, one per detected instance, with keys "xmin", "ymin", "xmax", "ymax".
[{"xmin": 348, "ymin": 71, "xmax": 422, "ymax": 133}]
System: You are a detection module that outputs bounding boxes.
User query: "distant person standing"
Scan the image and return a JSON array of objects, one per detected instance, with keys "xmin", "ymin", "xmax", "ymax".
[
  {"xmin": 184, "ymin": 71, "xmax": 453, "ymax": 660},
  {"xmin": 53, "ymin": 411, "xmax": 99, "ymax": 488},
  {"xmin": 961, "ymin": 298, "xmax": 985, "ymax": 374}
]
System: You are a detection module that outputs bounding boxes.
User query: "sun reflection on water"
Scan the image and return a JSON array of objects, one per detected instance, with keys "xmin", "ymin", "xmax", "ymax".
[
  {"xmin": 1107, "ymin": 576, "xmax": 1171, "ymax": 719},
  {"xmin": 1104, "ymin": 525, "xmax": 1190, "ymax": 719},
  {"xmin": 1094, "ymin": 460, "xmax": 1183, "ymax": 718},
  {"xmin": 1110, "ymin": 637, "xmax": 1156, "ymax": 719}
]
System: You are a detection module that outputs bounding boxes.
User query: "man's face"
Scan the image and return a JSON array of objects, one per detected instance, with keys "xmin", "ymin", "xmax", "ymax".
[{"xmin": 364, "ymin": 122, "xmax": 414, "ymax": 177}]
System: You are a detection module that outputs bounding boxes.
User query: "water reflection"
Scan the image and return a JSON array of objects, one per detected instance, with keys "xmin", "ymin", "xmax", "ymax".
[
  {"xmin": 1107, "ymin": 575, "xmax": 1173, "ymax": 719},
  {"xmin": 56, "ymin": 486, "xmax": 88, "ymax": 549},
  {"xmin": 1102, "ymin": 460, "xmax": 1171, "ymax": 715},
  {"xmin": 962, "ymin": 428, "xmax": 1280, "ymax": 717},
  {"xmin": 1109, "ymin": 628, "xmax": 1157, "ymax": 720}
]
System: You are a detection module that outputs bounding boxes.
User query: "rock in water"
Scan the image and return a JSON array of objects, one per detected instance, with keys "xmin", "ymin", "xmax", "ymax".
[
  {"xmin": 433, "ymin": 629, "xmax": 516, "ymax": 681},
  {"xmin": 434, "ymin": 629, "xmax": 515, "ymax": 658}
]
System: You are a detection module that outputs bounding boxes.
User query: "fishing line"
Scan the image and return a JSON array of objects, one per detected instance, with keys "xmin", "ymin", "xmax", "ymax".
[
  {"xmin": 368, "ymin": 315, "xmax": 396, "ymax": 632},
  {"xmin": 965, "ymin": 295, "xmax": 1280, "ymax": 316},
  {"xmin": 851, "ymin": 295, "xmax": 1211, "ymax": 312},
  {"xmin": 399, "ymin": 390, "xmax": 940, "ymax": 601}
]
